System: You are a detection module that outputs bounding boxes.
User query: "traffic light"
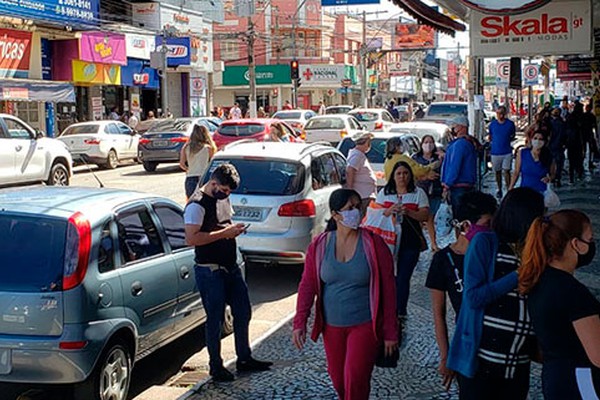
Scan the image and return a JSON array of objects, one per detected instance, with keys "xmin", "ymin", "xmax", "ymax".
[
  {"xmin": 295, "ymin": 77, "xmax": 302, "ymax": 88},
  {"xmin": 290, "ymin": 60, "xmax": 299, "ymax": 80}
]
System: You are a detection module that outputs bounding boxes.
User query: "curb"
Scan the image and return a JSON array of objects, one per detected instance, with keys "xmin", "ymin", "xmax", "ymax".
[{"xmin": 177, "ymin": 310, "xmax": 297, "ymax": 400}]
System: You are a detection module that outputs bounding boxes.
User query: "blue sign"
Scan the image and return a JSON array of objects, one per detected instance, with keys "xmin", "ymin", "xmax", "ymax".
[
  {"xmin": 155, "ymin": 37, "xmax": 191, "ymax": 67},
  {"xmin": 45, "ymin": 103, "xmax": 55, "ymax": 138},
  {"xmin": 121, "ymin": 58, "xmax": 159, "ymax": 89},
  {"xmin": 322, "ymin": 0, "xmax": 379, "ymax": 5},
  {"xmin": 41, "ymin": 38, "xmax": 52, "ymax": 81},
  {"xmin": 0, "ymin": 0, "xmax": 99, "ymax": 27}
]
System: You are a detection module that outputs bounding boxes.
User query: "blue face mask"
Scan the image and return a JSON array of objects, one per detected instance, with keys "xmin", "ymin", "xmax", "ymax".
[{"xmin": 338, "ymin": 208, "xmax": 361, "ymax": 230}]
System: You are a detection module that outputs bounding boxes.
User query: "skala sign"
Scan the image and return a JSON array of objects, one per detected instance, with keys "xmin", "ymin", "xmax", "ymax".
[{"xmin": 471, "ymin": 0, "xmax": 591, "ymax": 57}]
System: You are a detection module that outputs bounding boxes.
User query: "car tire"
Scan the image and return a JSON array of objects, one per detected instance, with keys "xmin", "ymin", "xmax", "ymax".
[
  {"xmin": 106, "ymin": 150, "xmax": 119, "ymax": 169},
  {"xmin": 46, "ymin": 162, "xmax": 70, "ymax": 186},
  {"xmin": 73, "ymin": 340, "xmax": 132, "ymax": 400},
  {"xmin": 142, "ymin": 161, "xmax": 158, "ymax": 172},
  {"xmin": 222, "ymin": 305, "xmax": 234, "ymax": 336}
]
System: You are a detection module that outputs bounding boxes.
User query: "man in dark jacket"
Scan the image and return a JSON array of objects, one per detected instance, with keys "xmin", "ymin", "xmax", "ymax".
[
  {"xmin": 582, "ymin": 103, "xmax": 599, "ymax": 171},
  {"xmin": 549, "ymin": 108, "xmax": 568, "ymax": 187}
]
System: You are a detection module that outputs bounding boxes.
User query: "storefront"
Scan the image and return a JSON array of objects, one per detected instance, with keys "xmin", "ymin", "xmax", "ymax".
[
  {"xmin": 125, "ymin": 33, "xmax": 158, "ymax": 118},
  {"xmin": 296, "ymin": 64, "xmax": 359, "ymax": 108}
]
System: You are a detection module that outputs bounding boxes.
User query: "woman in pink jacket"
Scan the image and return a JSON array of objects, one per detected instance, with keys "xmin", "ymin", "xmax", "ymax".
[{"xmin": 292, "ymin": 188, "xmax": 398, "ymax": 400}]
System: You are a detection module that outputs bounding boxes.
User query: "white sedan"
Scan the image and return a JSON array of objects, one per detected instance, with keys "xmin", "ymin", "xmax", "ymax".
[
  {"xmin": 58, "ymin": 121, "xmax": 140, "ymax": 169},
  {"xmin": 348, "ymin": 108, "xmax": 396, "ymax": 131},
  {"xmin": 303, "ymin": 115, "xmax": 364, "ymax": 145}
]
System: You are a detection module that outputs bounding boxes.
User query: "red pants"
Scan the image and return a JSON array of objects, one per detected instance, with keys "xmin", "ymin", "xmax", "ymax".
[{"xmin": 322, "ymin": 322, "xmax": 379, "ymax": 400}]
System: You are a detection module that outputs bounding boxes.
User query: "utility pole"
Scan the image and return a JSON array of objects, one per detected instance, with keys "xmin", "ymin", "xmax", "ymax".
[
  {"xmin": 360, "ymin": 10, "xmax": 368, "ymax": 108},
  {"xmin": 455, "ymin": 42, "xmax": 461, "ymax": 101},
  {"xmin": 160, "ymin": 31, "xmax": 169, "ymax": 117},
  {"xmin": 247, "ymin": 16, "xmax": 257, "ymax": 118}
]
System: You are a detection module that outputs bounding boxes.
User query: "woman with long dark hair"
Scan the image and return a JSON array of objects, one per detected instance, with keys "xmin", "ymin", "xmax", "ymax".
[
  {"xmin": 293, "ymin": 189, "xmax": 398, "ymax": 400},
  {"xmin": 180, "ymin": 124, "xmax": 217, "ymax": 198},
  {"xmin": 519, "ymin": 210, "xmax": 600, "ymax": 399},
  {"xmin": 510, "ymin": 131, "xmax": 554, "ymax": 194},
  {"xmin": 447, "ymin": 187, "xmax": 545, "ymax": 400}
]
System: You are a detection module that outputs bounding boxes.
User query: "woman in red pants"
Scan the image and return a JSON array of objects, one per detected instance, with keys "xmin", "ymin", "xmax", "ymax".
[{"xmin": 292, "ymin": 188, "xmax": 398, "ymax": 400}]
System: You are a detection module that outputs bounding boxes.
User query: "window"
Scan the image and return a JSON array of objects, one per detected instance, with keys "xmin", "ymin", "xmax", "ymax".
[
  {"xmin": 382, "ymin": 112, "xmax": 394, "ymax": 122},
  {"xmin": 116, "ymin": 123, "xmax": 133, "ymax": 135},
  {"xmin": 3, "ymin": 118, "xmax": 32, "ymax": 139},
  {"xmin": 116, "ymin": 208, "xmax": 164, "ymax": 265},
  {"xmin": 304, "ymin": 117, "xmax": 345, "ymax": 130},
  {"xmin": 106, "ymin": 123, "xmax": 120, "ymax": 135},
  {"xmin": 217, "ymin": 123, "xmax": 266, "ymax": 137},
  {"xmin": 332, "ymin": 153, "xmax": 347, "ymax": 184},
  {"xmin": 310, "ymin": 154, "xmax": 339, "ymax": 190},
  {"xmin": 279, "ymin": 123, "xmax": 296, "ymax": 139},
  {"xmin": 61, "ymin": 124, "xmax": 100, "ymax": 136},
  {"xmin": 98, "ymin": 221, "xmax": 115, "ymax": 273},
  {"xmin": 348, "ymin": 117, "xmax": 361, "ymax": 130},
  {"xmin": 153, "ymin": 205, "xmax": 188, "ymax": 251},
  {"xmin": 221, "ymin": 40, "xmax": 239, "ymax": 61}
]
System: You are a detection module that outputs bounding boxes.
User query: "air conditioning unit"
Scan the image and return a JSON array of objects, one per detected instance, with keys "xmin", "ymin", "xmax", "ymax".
[{"xmin": 214, "ymin": 61, "xmax": 225, "ymax": 72}]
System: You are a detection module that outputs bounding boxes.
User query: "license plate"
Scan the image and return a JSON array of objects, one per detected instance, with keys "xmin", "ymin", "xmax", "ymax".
[
  {"xmin": 233, "ymin": 206, "xmax": 262, "ymax": 221},
  {"xmin": 0, "ymin": 349, "xmax": 11, "ymax": 375},
  {"xmin": 153, "ymin": 140, "xmax": 169, "ymax": 147}
]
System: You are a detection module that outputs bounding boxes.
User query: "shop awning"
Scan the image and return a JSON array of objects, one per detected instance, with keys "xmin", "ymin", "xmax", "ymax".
[
  {"xmin": 0, "ymin": 79, "xmax": 75, "ymax": 103},
  {"xmin": 391, "ymin": 0, "xmax": 467, "ymax": 36}
]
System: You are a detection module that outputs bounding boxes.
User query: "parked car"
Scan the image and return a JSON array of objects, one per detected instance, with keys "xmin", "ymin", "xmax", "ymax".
[
  {"xmin": 0, "ymin": 114, "xmax": 72, "ymax": 187},
  {"xmin": 421, "ymin": 101, "xmax": 468, "ymax": 125},
  {"xmin": 302, "ymin": 114, "xmax": 363, "ymax": 145},
  {"xmin": 202, "ymin": 141, "xmax": 346, "ymax": 265},
  {"xmin": 325, "ymin": 105, "xmax": 354, "ymax": 115},
  {"xmin": 349, "ymin": 108, "xmax": 396, "ymax": 131},
  {"xmin": 134, "ymin": 118, "xmax": 168, "ymax": 135},
  {"xmin": 272, "ymin": 109, "xmax": 317, "ymax": 132},
  {"xmin": 58, "ymin": 121, "xmax": 139, "ymax": 169},
  {"xmin": 389, "ymin": 121, "xmax": 452, "ymax": 148},
  {"xmin": 337, "ymin": 131, "xmax": 420, "ymax": 187},
  {"xmin": 138, "ymin": 117, "xmax": 220, "ymax": 172},
  {"xmin": 212, "ymin": 118, "xmax": 301, "ymax": 149},
  {"xmin": 0, "ymin": 186, "xmax": 240, "ymax": 400}
]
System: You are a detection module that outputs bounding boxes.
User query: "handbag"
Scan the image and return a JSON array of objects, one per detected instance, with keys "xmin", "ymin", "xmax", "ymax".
[
  {"xmin": 407, "ymin": 217, "xmax": 428, "ymax": 252},
  {"xmin": 544, "ymin": 184, "xmax": 560, "ymax": 209},
  {"xmin": 375, "ymin": 343, "xmax": 399, "ymax": 368},
  {"xmin": 362, "ymin": 202, "xmax": 397, "ymax": 255}
]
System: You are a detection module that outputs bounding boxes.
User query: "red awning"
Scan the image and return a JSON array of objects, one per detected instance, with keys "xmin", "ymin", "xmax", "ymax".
[{"xmin": 392, "ymin": 0, "xmax": 467, "ymax": 37}]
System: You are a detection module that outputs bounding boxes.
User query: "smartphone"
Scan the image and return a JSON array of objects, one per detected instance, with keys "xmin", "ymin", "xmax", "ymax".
[{"xmin": 242, "ymin": 223, "xmax": 251, "ymax": 231}]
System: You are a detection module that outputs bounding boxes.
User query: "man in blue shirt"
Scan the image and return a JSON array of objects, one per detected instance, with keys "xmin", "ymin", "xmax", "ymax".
[
  {"xmin": 441, "ymin": 115, "xmax": 478, "ymax": 216},
  {"xmin": 488, "ymin": 106, "xmax": 516, "ymax": 198}
]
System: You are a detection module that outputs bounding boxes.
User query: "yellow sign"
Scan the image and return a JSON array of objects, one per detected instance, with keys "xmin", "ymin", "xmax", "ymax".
[{"xmin": 72, "ymin": 60, "xmax": 121, "ymax": 85}]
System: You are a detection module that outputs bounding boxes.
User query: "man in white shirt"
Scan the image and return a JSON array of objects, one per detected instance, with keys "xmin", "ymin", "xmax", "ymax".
[
  {"xmin": 345, "ymin": 132, "xmax": 376, "ymax": 216},
  {"xmin": 230, "ymin": 103, "xmax": 242, "ymax": 120},
  {"xmin": 318, "ymin": 101, "xmax": 326, "ymax": 115},
  {"xmin": 128, "ymin": 112, "xmax": 139, "ymax": 129}
]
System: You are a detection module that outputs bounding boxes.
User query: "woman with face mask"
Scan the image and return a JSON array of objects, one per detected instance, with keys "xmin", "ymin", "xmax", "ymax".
[
  {"xmin": 509, "ymin": 131, "xmax": 554, "ymax": 194},
  {"xmin": 292, "ymin": 189, "xmax": 398, "ymax": 400},
  {"xmin": 519, "ymin": 210, "xmax": 599, "ymax": 400}
]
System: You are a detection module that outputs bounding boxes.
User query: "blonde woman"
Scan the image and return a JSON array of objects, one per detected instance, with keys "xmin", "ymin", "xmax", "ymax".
[{"xmin": 180, "ymin": 124, "xmax": 217, "ymax": 198}]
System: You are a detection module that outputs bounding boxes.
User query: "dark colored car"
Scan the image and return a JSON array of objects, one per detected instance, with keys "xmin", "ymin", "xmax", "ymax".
[
  {"xmin": 138, "ymin": 117, "xmax": 219, "ymax": 172},
  {"xmin": 212, "ymin": 118, "xmax": 302, "ymax": 149}
]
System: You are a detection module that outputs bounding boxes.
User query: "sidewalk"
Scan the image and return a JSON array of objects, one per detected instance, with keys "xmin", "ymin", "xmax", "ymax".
[{"xmin": 181, "ymin": 169, "xmax": 600, "ymax": 400}]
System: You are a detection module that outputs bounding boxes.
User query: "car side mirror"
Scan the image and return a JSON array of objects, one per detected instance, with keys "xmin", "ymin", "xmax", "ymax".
[{"xmin": 35, "ymin": 129, "xmax": 45, "ymax": 139}]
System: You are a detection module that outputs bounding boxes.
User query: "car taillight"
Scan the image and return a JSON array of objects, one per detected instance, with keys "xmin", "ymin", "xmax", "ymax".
[
  {"xmin": 340, "ymin": 129, "xmax": 348, "ymax": 138},
  {"xmin": 84, "ymin": 139, "xmax": 100, "ymax": 145},
  {"xmin": 278, "ymin": 199, "xmax": 316, "ymax": 217},
  {"xmin": 139, "ymin": 138, "xmax": 151, "ymax": 145},
  {"xmin": 374, "ymin": 122, "xmax": 384, "ymax": 130},
  {"xmin": 63, "ymin": 212, "xmax": 91, "ymax": 291},
  {"xmin": 170, "ymin": 137, "xmax": 189, "ymax": 143},
  {"xmin": 59, "ymin": 341, "xmax": 88, "ymax": 350}
]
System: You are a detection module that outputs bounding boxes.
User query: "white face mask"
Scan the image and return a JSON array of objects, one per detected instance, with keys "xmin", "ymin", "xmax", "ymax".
[
  {"xmin": 338, "ymin": 209, "xmax": 361, "ymax": 230},
  {"xmin": 422, "ymin": 143, "xmax": 435, "ymax": 153},
  {"xmin": 531, "ymin": 139, "xmax": 544, "ymax": 149}
]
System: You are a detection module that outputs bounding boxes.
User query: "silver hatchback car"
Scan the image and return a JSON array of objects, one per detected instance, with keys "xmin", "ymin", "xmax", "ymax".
[
  {"xmin": 203, "ymin": 141, "xmax": 347, "ymax": 265},
  {"xmin": 0, "ymin": 187, "xmax": 237, "ymax": 400}
]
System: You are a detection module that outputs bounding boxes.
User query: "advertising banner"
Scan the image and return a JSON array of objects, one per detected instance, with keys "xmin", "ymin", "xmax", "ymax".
[
  {"xmin": 458, "ymin": 0, "xmax": 551, "ymax": 14},
  {"xmin": 121, "ymin": 58, "xmax": 159, "ymax": 89},
  {"xmin": 298, "ymin": 65, "xmax": 346, "ymax": 86},
  {"xmin": 132, "ymin": 2, "xmax": 161, "ymax": 31},
  {"xmin": 393, "ymin": 24, "xmax": 436, "ymax": 49},
  {"xmin": 72, "ymin": 60, "xmax": 121, "ymax": 85},
  {"xmin": 556, "ymin": 58, "xmax": 593, "ymax": 81},
  {"xmin": 470, "ymin": 0, "xmax": 592, "ymax": 57},
  {"xmin": 223, "ymin": 64, "xmax": 291, "ymax": 86},
  {"xmin": 0, "ymin": 29, "xmax": 32, "ymax": 79},
  {"xmin": 0, "ymin": 0, "xmax": 99, "ymax": 27},
  {"xmin": 155, "ymin": 37, "xmax": 191, "ymax": 66},
  {"xmin": 126, "ymin": 34, "xmax": 155, "ymax": 60},
  {"xmin": 80, "ymin": 32, "xmax": 127, "ymax": 66}
]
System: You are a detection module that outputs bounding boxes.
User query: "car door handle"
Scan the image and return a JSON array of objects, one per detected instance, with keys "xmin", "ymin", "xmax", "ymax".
[
  {"xmin": 180, "ymin": 266, "xmax": 190, "ymax": 280},
  {"xmin": 131, "ymin": 281, "xmax": 143, "ymax": 297},
  {"xmin": 15, "ymin": 145, "xmax": 22, "ymax": 152}
]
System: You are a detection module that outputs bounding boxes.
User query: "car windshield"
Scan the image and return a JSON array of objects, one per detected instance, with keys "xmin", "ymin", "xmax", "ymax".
[
  {"xmin": 350, "ymin": 111, "xmax": 378, "ymax": 122},
  {"xmin": 0, "ymin": 215, "xmax": 66, "ymax": 292},
  {"xmin": 305, "ymin": 118, "xmax": 345, "ymax": 130},
  {"xmin": 61, "ymin": 124, "xmax": 100, "ymax": 136},
  {"xmin": 147, "ymin": 119, "xmax": 193, "ymax": 133},
  {"xmin": 217, "ymin": 123, "xmax": 266, "ymax": 137},
  {"xmin": 427, "ymin": 104, "xmax": 467, "ymax": 116},
  {"xmin": 273, "ymin": 112, "xmax": 302, "ymax": 119},
  {"xmin": 338, "ymin": 138, "xmax": 386, "ymax": 164},
  {"xmin": 326, "ymin": 107, "xmax": 352, "ymax": 114},
  {"xmin": 204, "ymin": 158, "xmax": 305, "ymax": 195}
]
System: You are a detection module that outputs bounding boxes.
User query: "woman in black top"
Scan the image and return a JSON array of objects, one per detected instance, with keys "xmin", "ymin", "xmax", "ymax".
[{"xmin": 519, "ymin": 210, "xmax": 600, "ymax": 400}]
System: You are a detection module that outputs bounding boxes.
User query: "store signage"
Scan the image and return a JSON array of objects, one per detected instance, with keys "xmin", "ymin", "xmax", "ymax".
[
  {"xmin": 133, "ymin": 73, "xmax": 150, "ymax": 85},
  {"xmin": 41, "ymin": 38, "xmax": 52, "ymax": 81},
  {"xmin": 155, "ymin": 37, "xmax": 191, "ymax": 66},
  {"xmin": 389, "ymin": 61, "xmax": 411, "ymax": 75},
  {"xmin": 471, "ymin": 0, "xmax": 592, "ymax": 57},
  {"xmin": 80, "ymin": 32, "xmax": 127, "ymax": 66},
  {"xmin": 223, "ymin": 64, "xmax": 291, "ymax": 86},
  {"xmin": 0, "ymin": 29, "xmax": 32, "ymax": 79},
  {"xmin": 556, "ymin": 58, "xmax": 593, "ymax": 82},
  {"xmin": 393, "ymin": 24, "xmax": 436, "ymax": 50},
  {"xmin": 132, "ymin": 2, "xmax": 161, "ymax": 31},
  {"xmin": 126, "ymin": 34, "xmax": 155, "ymax": 60},
  {"xmin": 458, "ymin": 0, "xmax": 551, "ymax": 15},
  {"xmin": 0, "ymin": 0, "xmax": 99, "ymax": 27},
  {"xmin": 298, "ymin": 65, "xmax": 345, "ymax": 86},
  {"xmin": 72, "ymin": 60, "xmax": 121, "ymax": 85}
]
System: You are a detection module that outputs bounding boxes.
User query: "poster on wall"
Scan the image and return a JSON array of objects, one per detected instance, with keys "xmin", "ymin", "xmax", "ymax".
[
  {"xmin": 92, "ymin": 97, "xmax": 103, "ymax": 120},
  {"xmin": 131, "ymin": 94, "xmax": 141, "ymax": 113}
]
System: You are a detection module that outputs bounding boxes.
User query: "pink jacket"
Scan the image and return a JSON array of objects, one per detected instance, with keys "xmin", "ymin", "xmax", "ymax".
[{"xmin": 293, "ymin": 229, "xmax": 398, "ymax": 342}]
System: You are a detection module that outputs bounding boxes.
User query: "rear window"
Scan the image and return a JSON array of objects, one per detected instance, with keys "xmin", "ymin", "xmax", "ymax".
[
  {"xmin": 0, "ymin": 215, "xmax": 66, "ymax": 292},
  {"xmin": 326, "ymin": 107, "xmax": 352, "ymax": 115},
  {"xmin": 350, "ymin": 111, "xmax": 378, "ymax": 122},
  {"xmin": 148, "ymin": 119, "xmax": 192, "ymax": 133},
  {"xmin": 305, "ymin": 118, "xmax": 345, "ymax": 130},
  {"xmin": 426, "ymin": 104, "xmax": 467, "ymax": 116},
  {"xmin": 204, "ymin": 158, "xmax": 305, "ymax": 195},
  {"xmin": 273, "ymin": 112, "xmax": 302, "ymax": 120},
  {"xmin": 61, "ymin": 124, "xmax": 100, "ymax": 136},
  {"xmin": 337, "ymin": 138, "xmax": 387, "ymax": 164},
  {"xmin": 217, "ymin": 123, "xmax": 266, "ymax": 137}
]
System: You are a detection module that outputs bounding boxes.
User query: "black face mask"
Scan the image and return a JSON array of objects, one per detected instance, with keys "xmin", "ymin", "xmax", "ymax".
[
  {"xmin": 212, "ymin": 189, "xmax": 229, "ymax": 200},
  {"xmin": 576, "ymin": 240, "xmax": 596, "ymax": 269}
]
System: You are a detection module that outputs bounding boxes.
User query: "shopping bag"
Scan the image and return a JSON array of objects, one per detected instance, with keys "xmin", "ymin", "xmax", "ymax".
[
  {"xmin": 544, "ymin": 185, "xmax": 560, "ymax": 209},
  {"xmin": 362, "ymin": 203, "xmax": 397, "ymax": 255},
  {"xmin": 434, "ymin": 200, "xmax": 456, "ymax": 249}
]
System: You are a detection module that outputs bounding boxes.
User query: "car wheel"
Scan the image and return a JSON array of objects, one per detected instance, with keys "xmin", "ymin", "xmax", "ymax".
[
  {"xmin": 106, "ymin": 150, "xmax": 119, "ymax": 169},
  {"xmin": 46, "ymin": 162, "xmax": 69, "ymax": 186},
  {"xmin": 142, "ymin": 161, "xmax": 158, "ymax": 172},
  {"xmin": 74, "ymin": 340, "xmax": 132, "ymax": 400},
  {"xmin": 222, "ymin": 305, "xmax": 234, "ymax": 336}
]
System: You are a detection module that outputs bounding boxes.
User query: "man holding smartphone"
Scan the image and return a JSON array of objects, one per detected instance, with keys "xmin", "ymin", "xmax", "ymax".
[{"xmin": 184, "ymin": 163, "xmax": 272, "ymax": 382}]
